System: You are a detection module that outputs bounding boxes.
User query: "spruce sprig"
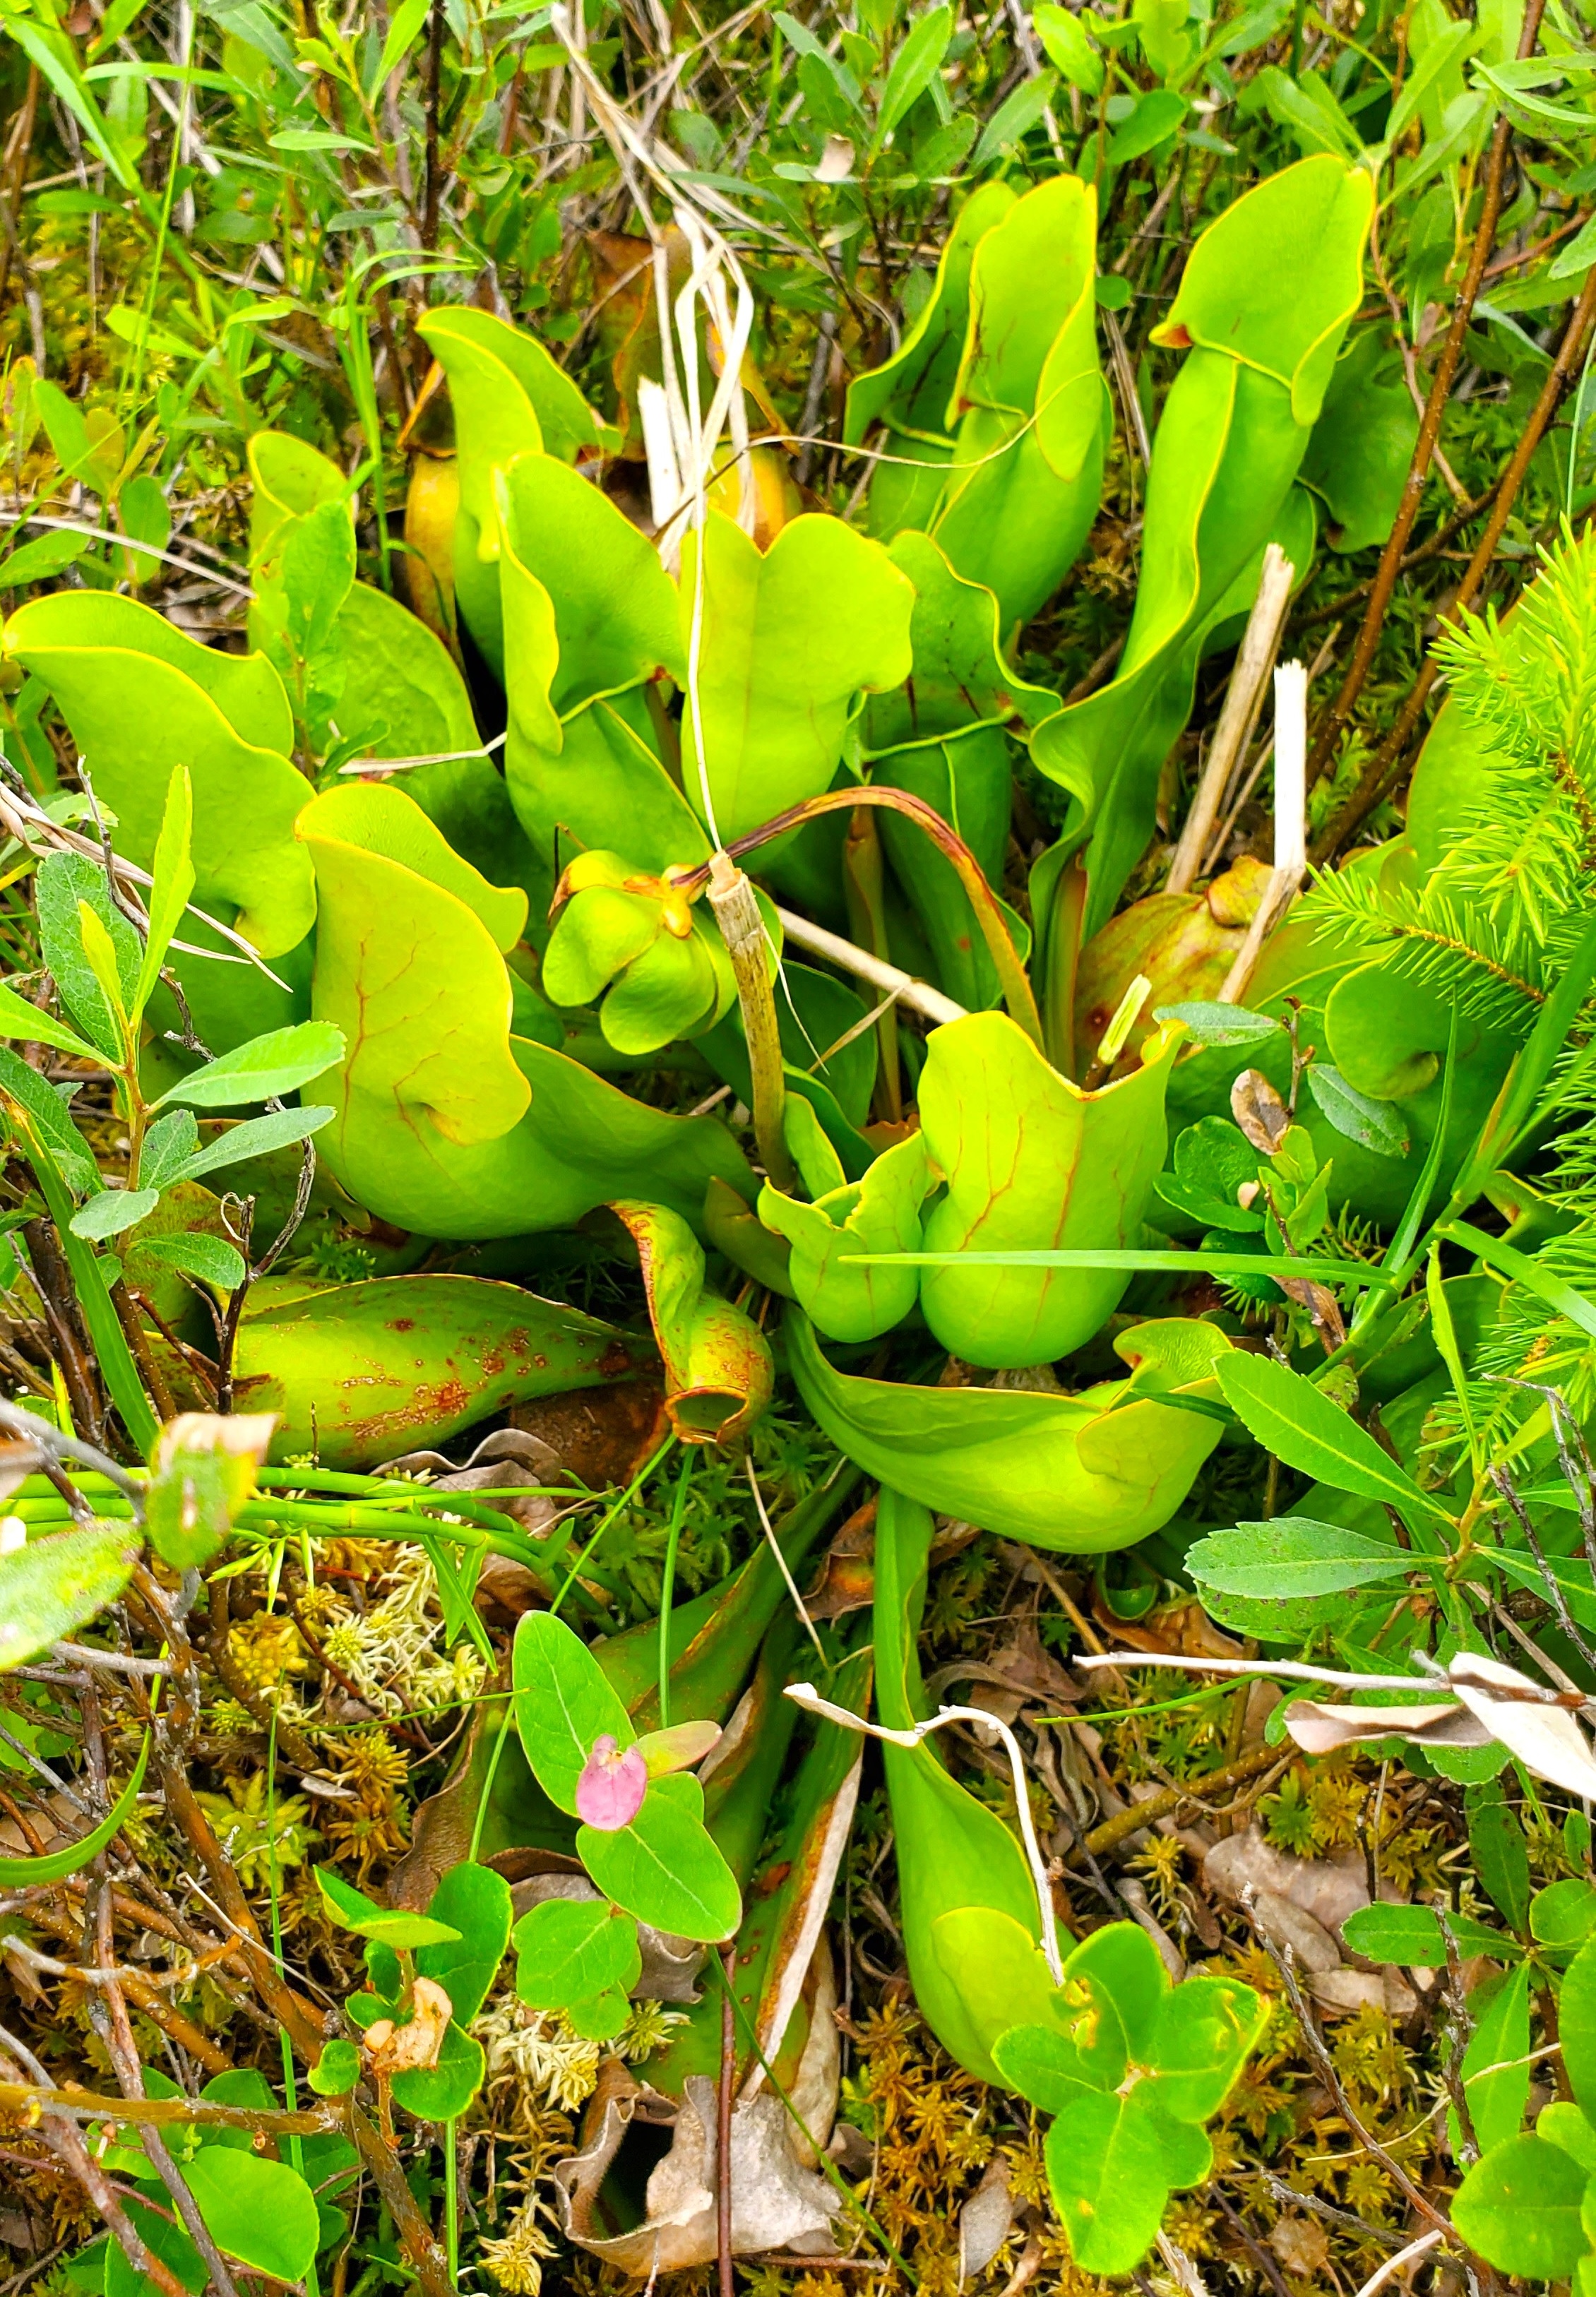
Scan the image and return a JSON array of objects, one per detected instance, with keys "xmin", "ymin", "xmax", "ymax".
[{"xmin": 1304, "ymin": 525, "xmax": 1596, "ymax": 1041}]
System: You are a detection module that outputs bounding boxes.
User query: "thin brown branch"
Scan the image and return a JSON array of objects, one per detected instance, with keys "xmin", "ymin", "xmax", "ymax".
[
  {"xmin": 1313, "ymin": 257, "xmax": 1596, "ymax": 861},
  {"xmin": 1241, "ymin": 1915, "xmax": 1455, "ymax": 2242},
  {"xmin": 0, "ymin": 2080, "xmax": 342, "ymax": 2134},
  {"xmin": 1081, "ymin": 1743, "xmax": 1282, "ymax": 1855},
  {"xmin": 1303, "ymin": 0, "xmax": 1548, "ymax": 793},
  {"xmin": 202, "ymin": 1573, "xmax": 323, "ymax": 1773}
]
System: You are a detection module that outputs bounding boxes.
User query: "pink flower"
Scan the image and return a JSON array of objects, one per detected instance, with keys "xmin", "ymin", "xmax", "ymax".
[{"xmin": 576, "ymin": 1734, "xmax": 648, "ymax": 1830}]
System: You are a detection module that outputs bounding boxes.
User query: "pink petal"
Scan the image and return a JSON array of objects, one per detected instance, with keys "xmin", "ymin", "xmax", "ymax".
[{"xmin": 576, "ymin": 1736, "xmax": 648, "ymax": 1830}]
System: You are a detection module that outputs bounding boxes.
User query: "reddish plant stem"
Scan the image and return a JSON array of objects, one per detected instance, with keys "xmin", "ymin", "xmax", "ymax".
[
  {"xmin": 22, "ymin": 1216, "xmax": 103, "ymax": 1443},
  {"xmin": 717, "ymin": 1944, "xmax": 735, "ymax": 2297},
  {"xmin": 1312, "ymin": 258, "xmax": 1596, "ymax": 864},
  {"xmin": 0, "ymin": 2024, "xmax": 189, "ymax": 2297},
  {"xmin": 1303, "ymin": 0, "xmax": 1547, "ymax": 792},
  {"xmin": 1294, "ymin": 478, "xmax": 1499, "ymax": 628},
  {"xmin": 421, "ymin": 0, "xmax": 445, "ymax": 252}
]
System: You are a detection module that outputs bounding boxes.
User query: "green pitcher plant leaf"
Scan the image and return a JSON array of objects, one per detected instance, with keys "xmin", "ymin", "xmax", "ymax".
[
  {"xmin": 637, "ymin": 1631, "xmax": 868, "ymax": 2101},
  {"xmin": 415, "ymin": 306, "xmax": 602, "ymax": 673},
  {"xmin": 929, "ymin": 173, "xmax": 1107, "ymax": 633},
  {"xmin": 845, "ymin": 173, "xmax": 1106, "ymax": 630},
  {"xmin": 1076, "ymin": 861, "xmax": 1278, "ymax": 1079},
  {"xmin": 790, "ymin": 1309, "xmax": 1229, "ymax": 1553},
  {"xmin": 496, "ymin": 449, "xmax": 700, "ymax": 883},
  {"xmin": 715, "ymin": 1642, "xmax": 872, "ymax": 2093},
  {"xmin": 846, "ymin": 179, "xmax": 1018, "ymax": 534},
  {"xmin": 914, "ymin": 1010, "xmax": 1185, "ymax": 1367},
  {"xmin": 296, "ymin": 780, "xmax": 756, "ymax": 1237},
  {"xmin": 4, "ymin": 592, "xmax": 315, "ymax": 960},
  {"xmin": 678, "ymin": 509, "xmax": 915, "ymax": 845},
  {"xmin": 594, "ymin": 1471, "xmax": 857, "ymax": 1736},
  {"xmin": 870, "ymin": 1489, "xmax": 1060, "ymax": 2081},
  {"xmin": 865, "ymin": 530, "xmax": 1052, "ymax": 1008},
  {"xmin": 246, "ymin": 426, "xmax": 350, "ymax": 563},
  {"xmin": 1028, "ymin": 156, "xmax": 1373, "ymax": 941},
  {"xmin": 758, "ymin": 1106, "xmax": 933, "ymax": 1343},
  {"xmin": 246, "ymin": 427, "xmax": 535, "ymax": 893}
]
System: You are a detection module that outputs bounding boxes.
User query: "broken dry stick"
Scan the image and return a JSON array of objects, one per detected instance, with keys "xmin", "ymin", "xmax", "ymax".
[
  {"xmin": 785, "ymin": 1683, "xmax": 1063, "ymax": 1981},
  {"xmin": 1166, "ymin": 544, "xmax": 1295, "ymax": 895}
]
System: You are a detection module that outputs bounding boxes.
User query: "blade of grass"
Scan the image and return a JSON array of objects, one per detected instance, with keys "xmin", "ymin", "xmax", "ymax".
[
  {"xmin": 842, "ymin": 1247, "xmax": 1396, "ymax": 1284},
  {"xmin": 658, "ymin": 1450, "xmax": 694, "ymax": 1733}
]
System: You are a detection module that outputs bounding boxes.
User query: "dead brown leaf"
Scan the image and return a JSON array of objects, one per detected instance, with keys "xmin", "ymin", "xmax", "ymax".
[
  {"xmin": 1203, "ymin": 1827, "xmax": 1377, "ymax": 1935},
  {"xmin": 803, "ymin": 1497, "xmax": 876, "ymax": 1622},
  {"xmin": 1089, "ymin": 1595, "xmax": 1245, "ymax": 1659},
  {"xmin": 363, "ymin": 1976, "xmax": 453, "ymax": 2077},
  {"xmin": 1249, "ymin": 1887, "xmax": 1340, "ymax": 1974},
  {"xmin": 1230, "ymin": 1068, "xmax": 1290, "ymax": 1155},
  {"xmin": 554, "ymin": 2068, "xmax": 840, "ymax": 2274},
  {"xmin": 958, "ymin": 2157, "xmax": 1013, "ymax": 2284},
  {"xmin": 1270, "ymin": 2216, "xmax": 1330, "ymax": 2278},
  {"xmin": 1309, "ymin": 1968, "xmax": 1417, "ymax": 2017},
  {"xmin": 509, "ymin": 1375, "xmax": 668, "ymax": 1489}
]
